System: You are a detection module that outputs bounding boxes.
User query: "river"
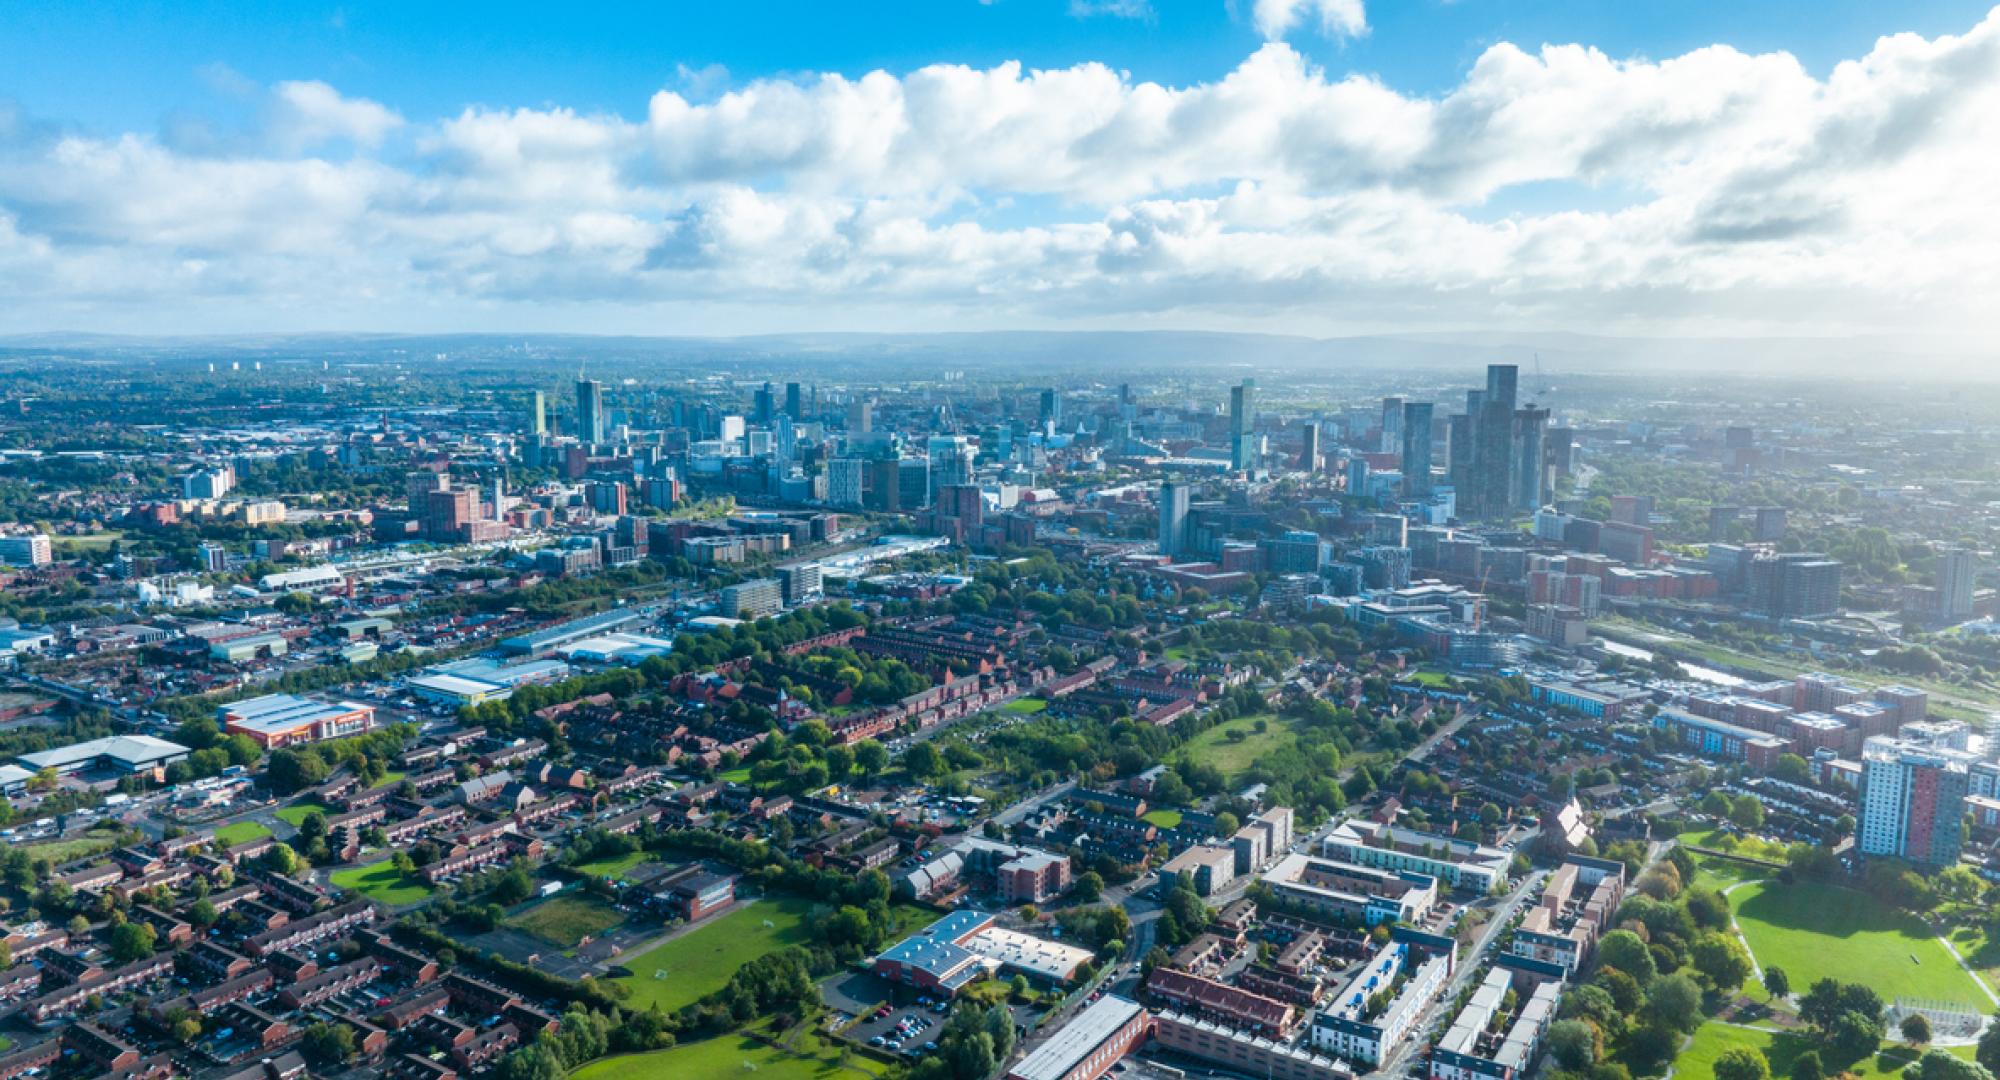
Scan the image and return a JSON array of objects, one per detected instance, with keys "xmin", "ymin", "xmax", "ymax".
[{"xmin": 1597, "ymin": 638, "xmax": 1748, "ymax": 688}]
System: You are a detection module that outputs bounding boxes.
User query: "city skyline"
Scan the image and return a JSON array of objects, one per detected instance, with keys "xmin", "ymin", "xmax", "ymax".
[{"xmin": 0, "ymin": 2, "xmax": 1997, "ymax": 346}]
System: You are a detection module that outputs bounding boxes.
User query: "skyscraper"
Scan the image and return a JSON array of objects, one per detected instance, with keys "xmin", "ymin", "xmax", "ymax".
[
  {"xmin": 1938, "ymin": 546, "xmax": 1978, "ymax": 621},
  {"xmin": 575, "ymin": 378, "xmax": 605, "ymax": 445},
  {"xmin": 784, "ymin": 381, "xmax": 803, "ymax": 421},
  {"xmin": 1039, "ymin": 388, "xmax": 1061, "ymax": 428},
  {"xmin": 847, "ymin": 400, "xmax": 873, "ymax": 433},
  {"xmin": 1400, "ymin": 402, "xmax": 1433, "ymax": 497},
  {"xmin": 1229, "ymin": 379, "xmax": 1256, "ymax": 471},
  {"xmin": 1298, "ymin": 422, "xmax": 1321, "ymax": 473},
  {"xmin": 1749, "ymin": 552, "xmax": 1843, "ymax": 619},
  {"xmin": 1159, "ymin": 481, "xmax": 1191, "ymax": 557},
  {"xmin": 828, "ymin": 458, "xmax": 866, "ymax": 508},
  {"xmin": 1380, "ymin": 396, "xmax": 1405, "ymax": 455},
  {"xmin": 1511, "ymin": 405, "xmax": 1549, "ymax": 510},
  {"xmin": 528, "ymin": 390, "xmax": 546, "ymax": 436},
  {"xmin": 927, "ymin": 435, "xmax": 975, "ymax": 503},
  {"xmin": 1859, "ymin": 735, "xmax": 1970, "ymax": 868}
]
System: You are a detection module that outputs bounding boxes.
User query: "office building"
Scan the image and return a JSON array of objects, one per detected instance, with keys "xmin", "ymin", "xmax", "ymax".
[
  {"xmin": 1938, "ymin": 546, "xmax": 1977, "ymax": 621},
  {"xmin": 182, "ymin": 465, "xmax": 236, "ymax": 500},
  {"xmin": 422, "ymin": 487, "xmax": 478, "ymax": 542},
  {"xmin": 575, "ymin": 378, "xmax": 605, "ymax": 444},
  {"xmin": 927, "ymin": 435, "xmax": 976, "ymax": 503},
  {"xmin": 1230, "ymin": 379, "xmax": 1257, "ymax": 471},
  {"xmin": 528, "ymin": 390, "xmax": 546, "ymax": 435},
  {"xmin": 0, "ymin": 533, "xmax": 52, "ymax": 567},
  {"xmin": 1750, "ymin": 552, "xmax": 1843, "ymax": 619},
  {"xmin": 753, "ymin": 382, "xmax": 776, "ymax": 424},
  {"xmin": 1859, "ymin": 735, "xmax": 1972, "ymax": 869},
  {"xmin": 218, "ymin": 695, "xmax": 376, "ymax": 749},
  {"xmin": 1038, "ymin": 388, "xmax": 1061, "ymax": 429},
  {"xmin": 586, "ymin": 480, "xmax": 628, "ymax": 516},
  {"xmin": 1299, "ymin": 422, "xmax": 1321, "ymax": 472},
  {"xmin": 784, "ymin": 381, "xmax": 803, "ymax": 421},
  {"xmin": 1380, "ymin": 396, "xmax": 1406, "ymax": 455},
  {"xmin": 1159, "ymin": 481, "xmax": 1192, "ymax": 557},
  {"xmin": 1401, "ymin": 401, "xmax": 1434, "ymax": 497},
  {"xmin": 777, "ymin": 564, "xmax": 823, "ymax": 606},
  {"xmin": 847, "ymin": 400, "xmax": 873, "ymax": 433},
  {"xmin": 719, "ymin": 578, "xmax": 785, "ymax": 619},
  {"xmin": 828, "ymin": 458, "xmax": 866, "ymax": 508}
]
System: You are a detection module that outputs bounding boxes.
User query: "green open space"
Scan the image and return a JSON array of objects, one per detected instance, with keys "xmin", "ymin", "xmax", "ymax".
[
  {"xmin": 276, "ymin": 800, "xmax": 336, "ymax": 826},
  {"xmin": 1732, "ymin": 880, "xmax": 1987, "ymax": 1004},
  {"xmin": 213, "ymin": 821, "xmax": 273, "ymax": 847},
  {"xmin": 506, "ymin": 894, "xmax": 625, "ymax": 947},
  {"xmin": 571, "ymin": 1030, "xmax": 880, "ymax": 1080},
  {"xmin": 330, "ymin": 859, "xmax": 435, "ymax": 906},
  {"xmin": 574, "ymin": 851, "xmax": 659, "ymax": 880},
  {"xmin": 1674, "ymin": 1022, "xmax": 1976, "ymax": 1080},
  {"xmin": 1000, "ymin": 698, "xmax": 1047, "ymax": 715},
  {"xmin": 613, "ymin": 898, "xmax": 821, "ymax": 1012},
  {"xmin": 51, "ymin": 530, "xmax": 125, "ymax": 552},
  {"xmin": 1141, "ymin": 809, "xmax": 1182, "ymax": 829},
  {"xmin": 371, "ymin": 770, "xmax": 406, "ymax": 789},
  {"xmin": 22, "ymin": 834, "xmax": 120, "ymax": 864},
  {"xmin": 1404, "ymin": 669, "xmax": 1455, "ymax": 688},
  {"xmin": 1181, "ymin": 714, "xmax": 1293, "ymax": 778}
]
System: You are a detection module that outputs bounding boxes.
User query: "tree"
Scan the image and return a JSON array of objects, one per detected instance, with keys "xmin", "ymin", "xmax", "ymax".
[
  {"xmin": 110, "ymin": 920, "xmax": 157, "ymax": 962},
  {"xmin": 901, "ymin": 742, "xmax": 944, "ymax": 781},
  {"xmin": 1978, "ymin": 1012, "xmax": 2000, "ymax": 1075},
  {"xmin": 1644, "ymin": 974, "xmax": 1704, "ymax": 1034},
  {"xmin": 1729, "ymin": 796, "xmax": 1765, "ymax": 831},
  {"xmin": 1714, "ymin": 1047, "xmax": 1771, "ymax": 1080},
  {"xmin": 1072, "ymin": 871, "xmax": 1104, "ymax": 903},
  {"xmin": 1691, "ymin": 933, "xmax": 1754, "ymax": 992},
  {"xmin": 1598, "ymin": 930, "xmax": 1658, "ymax": 984},
  {"xmin": 1830, "ymin": 1010, "xmax": 1887, "ymax": 1065},
  {"xmin": 1547, "ymin": 1019, "xmax": 1601, "ymax": 1070},
  {"xmin": 302, "ymin": 1022, "xmax": 357, "ymax": 1064},
  {"xmin": 263, "ymin": 842, "xmax": 301, "ymax": 877},
  {"xmin": 1907, "ymin": 1049, "xmax": 1998, "ymax": 1080},
  {"xmin": 1684, "ymin": 888, "xmax": 1732, "ymax": 930},
  {"xmin": 1904, "ymin": 1013, "xmax": 1934, "ymax": 1046},
  {"xmin": 1764, "ymin": 966, "xmax": 1791, "ymax": 1002}
]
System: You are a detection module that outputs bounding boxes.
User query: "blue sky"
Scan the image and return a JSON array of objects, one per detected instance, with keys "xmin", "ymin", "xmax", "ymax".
[
  {"xmin": 0, "ymin": 0, "xmax": 1995, "ymax": 338},
  {"xmin": 7, "ymin": 1, "xmax": 1990, "ymax": 134}
]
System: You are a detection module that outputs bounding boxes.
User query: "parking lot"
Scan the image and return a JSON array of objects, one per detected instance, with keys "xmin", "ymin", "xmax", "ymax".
[{"xmin": 849, "ymin": 999, "xmax": 950, "ymax": 1058}]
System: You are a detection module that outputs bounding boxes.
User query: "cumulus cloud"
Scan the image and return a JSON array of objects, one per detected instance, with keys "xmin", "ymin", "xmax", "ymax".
[
  {"xmin": 1252, "ymin": 0, "xmax": 1366, "ymax": 41},
  {"xmin": 0, "ymin": 7, "xmax": 1997, "ymax": 337}
]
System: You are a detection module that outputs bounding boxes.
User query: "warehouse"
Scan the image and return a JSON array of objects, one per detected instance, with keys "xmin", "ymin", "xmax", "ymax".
[
  {"xmin": 218, "ymin": 694, "xmax": 376, "ymax": 748},
  {"xmin": 18, "ymin": 734, "xmax": 190, "ymax": 777}
]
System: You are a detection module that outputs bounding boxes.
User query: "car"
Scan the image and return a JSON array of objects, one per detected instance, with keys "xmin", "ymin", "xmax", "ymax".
[{"xmin": 870, "ymin": 1036, "xmax": 886, "ymax": 1047}]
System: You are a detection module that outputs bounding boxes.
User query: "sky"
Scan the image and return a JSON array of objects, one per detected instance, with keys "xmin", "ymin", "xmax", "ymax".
[{"xmin": 0, "ymin": 0, "xmax": 1997, "ymax": 340}]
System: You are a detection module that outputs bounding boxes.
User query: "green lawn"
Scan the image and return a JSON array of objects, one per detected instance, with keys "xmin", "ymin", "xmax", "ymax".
[
  {"xmin": 1675, "ymin": 1022, "xmax": 1976, "ymax": 1080},
  {"xmin": 371, "ymin": 770, "xmax": 406, "ymax": 789},
  {"xmin": 506, "ymin": 895, "xmax": 625, "ymax": 947},
  {"xmin": 330, "ymin": 859, "xmax": 435, "ymax": 906},
  {"xmin": 1142, "ymin": 809, "xmax": 1183, "ymax": 829},
  {"xmin": 1680, "ymin": 829, "xmax": 1790, "ymax": 862},
  {"xmin": 22, "ymin": 835, "xmax": 120, "ymax": 863},
  {"xmin": 572, "ymin": 1031, "xmax": 879, "ymax": 1080},
  {"xmin": 574, "ymin": 851, "xmax": 658, "ymax": 880},
  {"xmin": 1001, "ymin": 698, "xmax": 1047, "ymax": 715},
  {"xmin": 276, "ymin": 800, "xmax": 335, "ymax": 826},
  {"xmin": 614, "ymin": 897, "xmax": 820, "ymax": 1012},
  {"xmin": 1732, "ymin": 880, "xmax": 1986, "ymax": 1004},
  {"xmin": 213, "ymin": 821, "xmax": 273, "ymax": 847},
  {"xmin": 1182, "ymin": 714, "xmax": 1294, "ymax": 778},
  {"xmin": 1404, "ymin": 669, "xmax": 1454, "ymax": 688}
]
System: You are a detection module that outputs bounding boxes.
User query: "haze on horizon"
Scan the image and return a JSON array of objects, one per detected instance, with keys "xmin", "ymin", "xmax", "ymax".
[{"xmin": 0, "ymin": 0, "xmax": 1997, "ymax": 350}]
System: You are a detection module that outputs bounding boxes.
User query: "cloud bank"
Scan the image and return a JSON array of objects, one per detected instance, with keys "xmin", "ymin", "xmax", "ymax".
[{"xmin": 0, "ymin": 7, "xmax": 1997, "ymax": 337}]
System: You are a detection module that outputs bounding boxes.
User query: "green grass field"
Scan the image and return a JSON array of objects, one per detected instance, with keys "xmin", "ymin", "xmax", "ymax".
[
  {"xmin": 1001, "ymin": 698, "xmax": 1047, "ymax": 715},
  {"xmin": 506, "ymin": 895, "xmax": 625, "ymax": 947},
  {"xmin": 22, "ymin": 834, "xmax": 120, "ymax": 863},
  {"xmin": 574, "ymin": 851, "xmax": 658, "ymax": 879},
  {"xmin": 371, "ymin": 770, "xmax": 405, "ymax": 789},
  {"xmin": 330, "ymin": 859, "xmax": 435, "ymax": 906},
  {"xmin": 1675, "ymin": 1022, "xmax": 1976, "ymax": 1080},
  {"xmin": 1182, "ymin": 714, "xmax": 1293, "ymax": 778},
  {"xmin": 1142, "ymin": 809, "xmax": 1182, "ymax": 829},
  {"xmin": 213, "ymin": 821, "xmax": 273, "ymax": 847},
  {"xmin": 1732, "ymin": 881, "xmax": 1986, "ymax": 1004},
  {"xmin": 572, "ymin": 1031, "xmax": 880, "ymax": 1080},
  {"xmin": 613, "ymin": 897, "xmax": 821, "ymax": 1012},
  {"xmin": 276, "ymin": 800, "xmax": 335, "ymax": 826}
]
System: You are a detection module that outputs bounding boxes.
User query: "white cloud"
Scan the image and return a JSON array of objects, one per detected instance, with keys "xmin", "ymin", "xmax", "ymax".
[
  {"xmin": 267, "ymin": 80, "xmax": 403, "ymax": 149},
  {"xmin": 0, "ymin": 7, "xmax": 1997, "ymax": 338},
  {"xmin": 1070, "ymin": 0, "xmax": 1154, "ymax": 18},
  {"xmin": 1251, "ymin": 0, "xmax": 1366, "ymax": 41}
]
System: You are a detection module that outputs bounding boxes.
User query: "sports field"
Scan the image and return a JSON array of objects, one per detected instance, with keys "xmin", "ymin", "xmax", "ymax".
[
  {"xmin": 572, "ymin": 1031, "xmax": 880, "ymax": 1080},
  {"xmin": 1732, "ymin": 880, "xmax": 1987, "ymax": 1004},
  {"xmin": 613, "ymin": 898, "xmax": 820, "ymax": 1012},
  {"xmin": 573, "ymin": 851, "xmax": 658, "ymax": 879}
]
